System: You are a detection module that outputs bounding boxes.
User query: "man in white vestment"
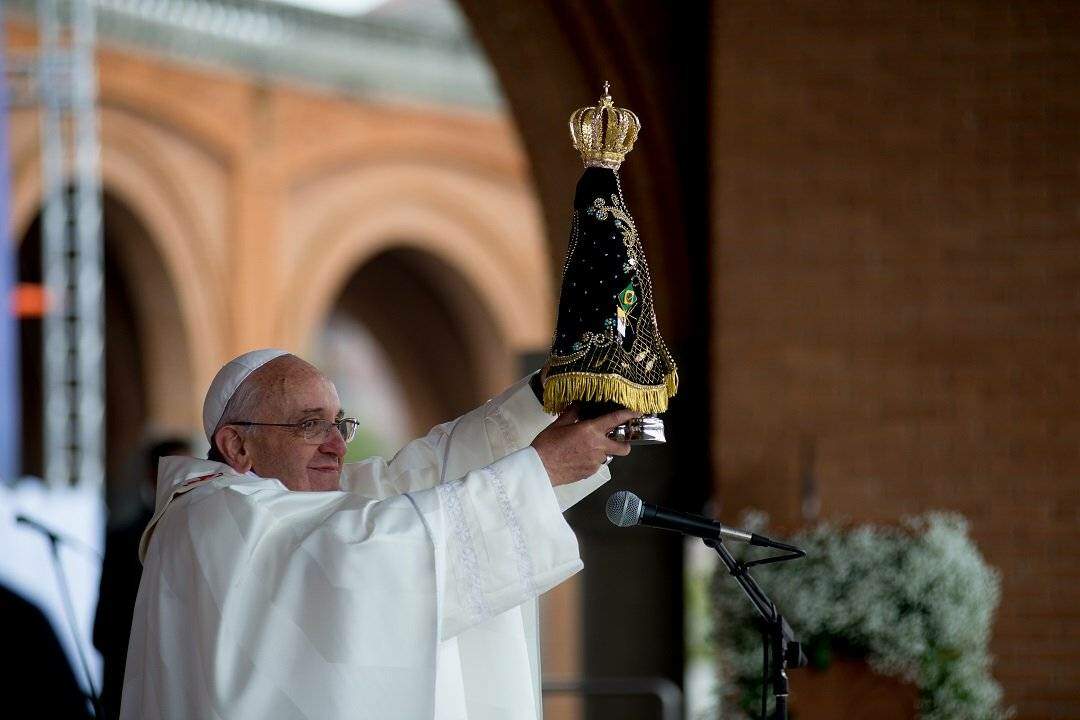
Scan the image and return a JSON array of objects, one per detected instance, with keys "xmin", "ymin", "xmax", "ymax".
[{"xmin": 120, "ymin": 348, "xmax": 636, "ymax": 719}]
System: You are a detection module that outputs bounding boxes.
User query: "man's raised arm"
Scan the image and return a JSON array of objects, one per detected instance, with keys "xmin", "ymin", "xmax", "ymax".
[{"xmin": 341, "ymin": 373, "xmax": 557, "ymax": 498}]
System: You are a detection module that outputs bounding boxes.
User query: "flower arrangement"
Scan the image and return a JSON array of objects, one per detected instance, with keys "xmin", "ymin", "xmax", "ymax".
[{"xmin": 711, "ymin": 512, "xmax": 1009, "ymax": 720}]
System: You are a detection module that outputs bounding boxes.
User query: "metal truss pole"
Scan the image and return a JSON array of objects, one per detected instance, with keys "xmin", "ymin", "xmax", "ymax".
[
  {"xmin": 36, "ymin": 0, "xmax": 104, "ymax": 489},
  {"xmin": 71, "ymin": 0, "xmax": 105, "ymax": 491},
  {"xmin": 37, "ymin": 0, "xmax": 71, "ymax": 488}
]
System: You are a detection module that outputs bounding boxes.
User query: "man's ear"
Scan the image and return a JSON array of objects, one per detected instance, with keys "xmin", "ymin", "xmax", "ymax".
[{"xmin": 214, "ymin": 425, "xmax": 253, "ymax": 473}]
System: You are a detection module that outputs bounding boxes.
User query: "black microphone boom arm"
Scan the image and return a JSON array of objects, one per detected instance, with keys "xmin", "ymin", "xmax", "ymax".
[{"xmin": 605, "ymin": 490, "xmax": 808, "ymax": 719}]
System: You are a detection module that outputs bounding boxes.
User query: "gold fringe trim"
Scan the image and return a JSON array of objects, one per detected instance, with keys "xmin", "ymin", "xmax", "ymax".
[{"xmin": 543, "ymin": 370, "xmax": 678, "ymax": 415}]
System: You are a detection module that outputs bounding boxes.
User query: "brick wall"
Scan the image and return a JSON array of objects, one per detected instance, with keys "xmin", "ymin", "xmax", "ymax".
[{"xmin": 711, "ymin": 2, "xmax": 1080, "ymax": 717}]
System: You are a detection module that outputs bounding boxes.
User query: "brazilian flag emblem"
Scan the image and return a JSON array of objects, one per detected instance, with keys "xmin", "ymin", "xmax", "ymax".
[{"xmin": 618, "ymin": 282, "xmax": 638, "ymax": 313}]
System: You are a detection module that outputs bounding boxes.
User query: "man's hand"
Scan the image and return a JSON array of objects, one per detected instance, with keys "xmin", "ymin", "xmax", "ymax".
[{"xmin": 531, "ymin": 406, "xmax": 637, "ymax": 486}]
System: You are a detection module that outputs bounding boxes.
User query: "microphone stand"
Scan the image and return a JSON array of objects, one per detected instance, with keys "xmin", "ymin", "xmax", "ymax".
[
  {"xmin": 704, "ymin": 535, "xmax": 806, "ymax": 720},
  {"xmin": 19, "ymin": 516, "xmax": 105, "ymax": 718}
]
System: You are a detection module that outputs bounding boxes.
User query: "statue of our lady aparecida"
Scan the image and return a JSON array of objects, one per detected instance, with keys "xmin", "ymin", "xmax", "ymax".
[{"xmin": 542, "ymin": 83, "xmax": 678, "ymax": 444}]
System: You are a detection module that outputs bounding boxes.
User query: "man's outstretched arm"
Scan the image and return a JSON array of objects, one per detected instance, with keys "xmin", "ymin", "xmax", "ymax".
[{"xmin": 340, "ymin": 372, "xmax": 551, "ymax": 497}]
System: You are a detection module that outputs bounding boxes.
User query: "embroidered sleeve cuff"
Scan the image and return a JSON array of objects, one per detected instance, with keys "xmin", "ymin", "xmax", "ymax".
[
  {"xmin": 438, "ymin": 447, "xmax": 581, "ymax": 638},
  {"xmin": 471, "ymin": 448, "xmax": 581, "ymax": 594},
  {"xmin": 488, "ymin": 375, "xmax": 555, "ymax": 449},
  {"xmin": 553, "ymin": 465, "xmax": 611, "ymax": 512}
]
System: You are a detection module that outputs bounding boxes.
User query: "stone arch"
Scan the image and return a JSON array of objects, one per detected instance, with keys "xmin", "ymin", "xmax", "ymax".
[
  {"xmin": 319, "ymin": 247, "xmax": 508, "ymax": 436},
  {"xmin": 13, "ymin": 189, "xmax": 192, "ymax": 487},
  {"xmin": 8, "ymin": 103, "xmax": 230, "ymax": 431},
  {"xmin": 98, "ymin": 190, "xmax": 195, "ymax": 435},
  {"xmin": 279, "ymin": 160, "xmax": 553, "ymax": 399}
]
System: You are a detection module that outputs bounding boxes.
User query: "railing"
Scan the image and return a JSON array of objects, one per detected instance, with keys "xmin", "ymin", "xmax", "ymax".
[
  {"xmin": 543, "ymin": 676, "xmax": 684, "ymax": 720},
  {"xmin": 5, "ymin": 0, "xmax": 503, "ymax": 109}
]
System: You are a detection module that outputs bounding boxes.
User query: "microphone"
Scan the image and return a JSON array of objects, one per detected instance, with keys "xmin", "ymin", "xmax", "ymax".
[
  {"xmin": 15, "ymin": 514, "xmax": 105, "ymax": 716},
  {"xmin": 606, "ymin": 490, "xmax": 771, "ymax": 546},
  {"xmin": 16, "ymin": 514, "xmax": 62, "ymax": 544},
  {"xmin": 16, "ymin": 514, "xmax": 102, "ymax": 559}
]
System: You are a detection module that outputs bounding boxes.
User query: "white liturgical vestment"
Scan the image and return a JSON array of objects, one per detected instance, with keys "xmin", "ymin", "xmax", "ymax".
[{"xmin": 120, "ymin": 377, "xmax": 609, "ymax": 719}]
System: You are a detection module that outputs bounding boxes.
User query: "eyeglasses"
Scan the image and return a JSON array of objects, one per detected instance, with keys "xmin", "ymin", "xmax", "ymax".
[{"xmin": 229, "ymin": 418, "xmax": 360, "ymax": 445}]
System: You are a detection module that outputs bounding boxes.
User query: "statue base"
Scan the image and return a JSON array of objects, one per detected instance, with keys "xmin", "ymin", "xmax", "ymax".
[
  {"xmin": 575, "ymin": 401, "xmax": 666, "ymax": 445},
  {"xmin": 608, "ymin": 415, "xmax": 666, "ymax": 445}
]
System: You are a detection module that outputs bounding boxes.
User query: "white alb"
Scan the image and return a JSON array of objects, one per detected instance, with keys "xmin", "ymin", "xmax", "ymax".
[{"xmin": 120, "ymin": 377, "xmax": 608, "ymax": 719}]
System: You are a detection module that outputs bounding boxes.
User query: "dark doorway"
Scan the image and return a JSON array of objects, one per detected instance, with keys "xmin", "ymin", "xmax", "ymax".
[
  {"xmin": 16, "ymin": 194, "xmax": 149, "ymax": 512},
  {"xmin": 319, "ymin": 247, "xmax": 506, "ymax": 441}
]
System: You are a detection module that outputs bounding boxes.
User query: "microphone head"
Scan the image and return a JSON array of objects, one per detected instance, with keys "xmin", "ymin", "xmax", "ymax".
[{"xmin": 606, "ymin": 490, "xmax": 644, "ymax": 528}]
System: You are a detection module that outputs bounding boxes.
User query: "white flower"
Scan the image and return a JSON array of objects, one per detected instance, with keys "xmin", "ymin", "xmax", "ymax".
[{"xmin": 712, "ymin": 512, "xmax": 1009, "ymax": 720}]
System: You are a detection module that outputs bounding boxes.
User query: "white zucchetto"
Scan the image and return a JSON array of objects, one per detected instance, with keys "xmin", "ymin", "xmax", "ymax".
[{"xmin": 202, "ymin": 348, "xmax": 290, "ymax": 442}]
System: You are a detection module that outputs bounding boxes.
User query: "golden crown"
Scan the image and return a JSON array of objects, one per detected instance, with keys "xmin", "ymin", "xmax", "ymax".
[{"xmin": 569, "ymin": 82, "xmax": 640, "ymax": 170}]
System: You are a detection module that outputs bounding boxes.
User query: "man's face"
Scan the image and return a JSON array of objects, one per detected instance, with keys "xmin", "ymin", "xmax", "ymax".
[{"xmin": 243, "ymin": 363, "xmax": 347, "ymax": 492}]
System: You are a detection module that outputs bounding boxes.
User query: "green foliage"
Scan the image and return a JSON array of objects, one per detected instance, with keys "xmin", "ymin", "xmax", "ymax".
[{"xmin": 711, "ymin": 513, "xmax": 1010, "ymax": 720}]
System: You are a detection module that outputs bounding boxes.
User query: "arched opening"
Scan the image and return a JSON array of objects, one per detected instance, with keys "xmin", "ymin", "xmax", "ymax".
[
  {"xmin": 16, "ymin": 192, "xmax": 193, "ymax": 519},
  {"xmin": 313, "ymin": 246, "xmax": 512, "ymax": 459}
]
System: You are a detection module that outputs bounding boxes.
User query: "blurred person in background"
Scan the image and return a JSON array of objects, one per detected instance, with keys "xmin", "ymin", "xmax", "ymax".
[
  {"xmin": 94, "ymin": 436, "xmax": 191, "ymax": 719},
  {"xmin": 120, "ymin": 349, "xmax": 634, "ymax": 719},
  {"xmin": 2, "ymin": 582, "xmax": 93, "ymax": 718}
]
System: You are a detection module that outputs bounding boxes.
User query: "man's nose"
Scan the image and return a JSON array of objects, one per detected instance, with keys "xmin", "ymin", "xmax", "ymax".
[{"xmin": 320, "ymin": 426, "xmax": 347, "ymax": 458}]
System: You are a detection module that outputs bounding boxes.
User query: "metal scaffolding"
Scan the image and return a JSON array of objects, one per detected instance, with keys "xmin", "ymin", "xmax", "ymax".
[{"xmin": 8, "ymin": 0, "xmax": 105, "ymax": 488}]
